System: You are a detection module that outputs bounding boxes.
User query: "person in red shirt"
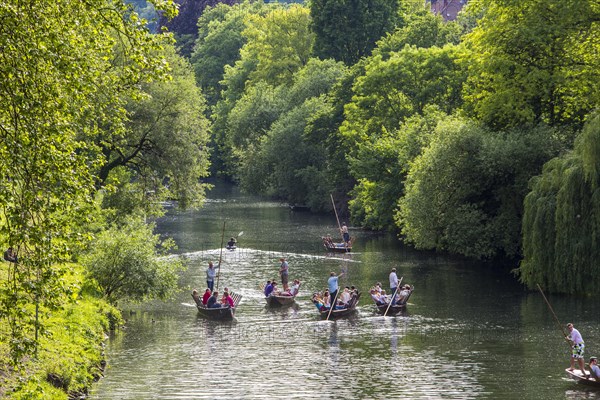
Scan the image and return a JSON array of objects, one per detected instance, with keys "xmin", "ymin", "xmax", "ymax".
[{"xmin": 201, "ymin": 288, "xmax": 211, "ymax": 305}]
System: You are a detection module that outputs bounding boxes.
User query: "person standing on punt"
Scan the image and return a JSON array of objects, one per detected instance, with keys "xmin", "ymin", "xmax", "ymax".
[
  {"xmin": 328, "ymin": 271, "xmax": 344, "ymax": 306},
  {"xmin": 206, "ymin": 261, "xmax": 219, "ymax": 292},
  {"xmin": 340, "ymin": 222, "xmax": 350, "ymax": 244},
  {"xmin": 389, "ymin": 268, "xmax": 399, "ymax": 295},
  {"xmin": 279, "ymin": 258, "xmax": 289, "ymax": 291},
  {"xmin": 566, "ymin": 323, "xmax": 586, "ymax": 373}
]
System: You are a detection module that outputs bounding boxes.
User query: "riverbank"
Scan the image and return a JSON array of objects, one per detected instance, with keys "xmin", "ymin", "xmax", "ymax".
[{"xmin": 0, "ymin": 263, "xmax": 122, "ymax": 399}]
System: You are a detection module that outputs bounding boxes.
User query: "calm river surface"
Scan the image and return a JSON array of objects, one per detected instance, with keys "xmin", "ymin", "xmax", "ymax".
[{"xmin": 91, "ymin": 184, "xmax": 600, "ymax": 399}]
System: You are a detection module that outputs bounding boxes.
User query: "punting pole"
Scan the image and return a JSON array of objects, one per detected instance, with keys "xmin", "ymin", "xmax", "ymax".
[
  {"xmin": 330, "ymin": 194, "xmax": 348, "ymax": 251},
  {"xmin": 215, "ymin": 221, "xmax": 226, "ymax": 291},
  {"xmin": 536, "ymin": 283, "xmax": 569, "ymax": 342},
  {"xmin": 384, "ymin": 276, "xmax": 403, "ymax": 317}
]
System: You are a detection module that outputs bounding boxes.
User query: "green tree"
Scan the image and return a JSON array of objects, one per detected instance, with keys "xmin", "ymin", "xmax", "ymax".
[
  {"xmin": 191, "ymin": 1, "xmax": 270, "ymax": 107},
  {"xmin": 238, "ymin": 58, "xmax": 346, "ymax": 210},
  {"xmin": 82, "ymin": 219, "xmax": 182, "ymax": 304},
  {"xmin": 212, "ymin": 3, "xmax": 315, "ymax": 177},
  {"xmin": 348, "ymin": 107, "xmax": 446, "ymax": 230},
  {"xmin": 0, "ymin": 0, "xmax": 176, "ymax": 363},
  {"xmin": 374, "ymin": 2, "xmax": 464, "ymax": 59},
  {"xmin": 519, "ymin": 113, "xmax": 600, "ymax": 294},
  {"xmin": 98, "ymin": 42, "xmax": 212, "ymax": 212},
  {"xmin": 310, "ymin": 0, "xmax": 402, "ymax": 65},
  {"xmin": 462, "ymin": 0, "xmax": 600, "ymax": 130},
  {"xmin": 397, "ymin": 117, "xmax": 563, "ymax": 259}
]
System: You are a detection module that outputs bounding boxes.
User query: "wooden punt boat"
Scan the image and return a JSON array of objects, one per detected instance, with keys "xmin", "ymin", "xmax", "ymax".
[
  {"xmin": 375, "ymin": 286, "xmax": 414, "ymax": 315},
  {"xmin": 322, "ymin": 237, "xmax": 353, "ymax": 253},
  {"xmin": 265, "ymin": 293, "xmax": 297, "ymax": 307},
  {"xmin": 314, "ymin": 292, "xmax": 361, "ymax": 319},
  {"xmin": 565, "ymin": 368, "xmax": 600, "ymax": 388},
  {"xmin": 262, "ymin": 283, "xmax": 301, "ymax": 307},
  {"xmin": 191, "ymin": 291, "xmax": 242, "ymax": 321}
]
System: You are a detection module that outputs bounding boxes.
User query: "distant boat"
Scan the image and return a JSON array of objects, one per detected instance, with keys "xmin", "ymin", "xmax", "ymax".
[
  {"xmin": 191, "ymin": 291, "xmax": 242, "ymax": 321},
  {"xmin": 565, "ymin": 368, "xmax": 600, "ymax": 388},
  {"xmin": 322, "ymin": 237, "xmax": 352, "ymax": 253}
]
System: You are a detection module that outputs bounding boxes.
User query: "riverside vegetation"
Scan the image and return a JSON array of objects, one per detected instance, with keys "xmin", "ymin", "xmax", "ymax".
[{"xmin": 2, "ymin": 0, "xmax": 600, "ymax": 397}]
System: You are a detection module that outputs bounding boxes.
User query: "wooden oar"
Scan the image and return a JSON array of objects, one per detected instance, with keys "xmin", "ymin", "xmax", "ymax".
[
  {"xmin": 330, "ymin": 194, "xmax": 348, "ymax": 251},
  {"xmin": 215, "ymin": 221, "xmax": 226, "ymax": 291},
  {"xmin": 326, "ymin": 288, "xmax": 340, "ymax": 321},
  {"xmin": 383, "ymin": 276, "xmax": 403, "ymax": 317},
  {"xmin": 537, "ymin": 283, "xmax": 569, "ymax": 343}
]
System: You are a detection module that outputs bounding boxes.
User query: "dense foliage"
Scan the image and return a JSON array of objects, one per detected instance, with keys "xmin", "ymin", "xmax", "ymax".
[
  {"xmin": 0, "ymin": 0, "xmax": 211, "ymax": 394},
  {"xmin": 185, "ymin": 0, "xmax": 600, "ymax": 294},
  {"xmin": 520, "ymin": 113, "xmax": 600, "ymax": 294}
]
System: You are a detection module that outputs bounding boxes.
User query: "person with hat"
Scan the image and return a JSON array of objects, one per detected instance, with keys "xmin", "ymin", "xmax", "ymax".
[{"xmin": 389, "ymin": 267, "xmax": 399, "ymax": 296}]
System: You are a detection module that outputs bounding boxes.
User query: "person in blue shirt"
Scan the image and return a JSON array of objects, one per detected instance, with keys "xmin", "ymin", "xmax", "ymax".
[
  {"xmin": 589, "ymin": 357, "xmax": 600, "ymax": 379},
  {"xmin": 327, "ymin": 271, "xmax": 344, "ymax": 306},
  {"xmin": 264, "ymin": 280, "xmax": 274, "ymax": 297}
]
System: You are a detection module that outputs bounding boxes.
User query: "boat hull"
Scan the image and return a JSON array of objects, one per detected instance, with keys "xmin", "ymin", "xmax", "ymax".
[
  {"xmin": 196, "ymin": 305, "xmax": 235, "ymax": 320},
  {"xmin": 265, "ymin": 295, "xmax": 296, "ymax": 307},
  {"xmin": 566, "ymin": 368, "xmax": 600, "ymax": 388}
]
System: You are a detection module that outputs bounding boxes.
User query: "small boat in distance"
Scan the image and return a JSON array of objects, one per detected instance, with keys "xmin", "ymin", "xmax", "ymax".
[
  {"xmin": 322, "ymin": 236, "xmax": 352, "ymax": 253},
  {"xmin": 565, "ymin": 368, "xmax": 600, "ymax": 388},
  {"xmin": 192, "ymin": 290, "xmax": 242, "ymax": 321}
]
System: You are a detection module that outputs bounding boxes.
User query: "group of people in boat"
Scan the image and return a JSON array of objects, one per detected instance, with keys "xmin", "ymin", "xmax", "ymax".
[
  {"xmin": 312, "ymin": 286, "xmax": 358, "ymax": 311},
  {"xmin": 369, "ymin": 284, "xmax": 411, "ymax": 306},
  {"xmin": 369, "ymin": 267, "xmax": 412, "ymax": 306},
  {"xmin": 193, "ymin": 287, "xmax": 235, "ymax": 309},
  {"xmin": 322, "ymin": 235, "xmax": 348, "ymax": 249},
  {"xmin": 264, "ymin": 278, "xmax": 301, "ymax": 297}
]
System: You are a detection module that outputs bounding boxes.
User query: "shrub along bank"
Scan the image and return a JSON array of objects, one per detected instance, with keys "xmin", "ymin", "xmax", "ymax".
[{"xmin": 0, "ymin": 263, "xmax": 122, "ymax": 399}]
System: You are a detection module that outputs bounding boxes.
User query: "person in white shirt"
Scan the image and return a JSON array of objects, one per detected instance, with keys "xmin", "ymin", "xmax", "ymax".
[
  {"xmin": 339, "ymin": 287, "xmax": 351, "ymax": 305},
  {"xmin": 567, "ymin": 323, "xmax": 586, "ymax": 373},
  {"xmin": 389, "ymin": 268, "xmax": 399, "ymax": 294}
]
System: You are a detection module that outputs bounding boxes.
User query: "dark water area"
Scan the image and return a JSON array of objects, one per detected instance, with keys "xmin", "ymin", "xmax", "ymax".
[{"xmin": 91, "ymin": 183, "xmax": 600, "ymax": 399}]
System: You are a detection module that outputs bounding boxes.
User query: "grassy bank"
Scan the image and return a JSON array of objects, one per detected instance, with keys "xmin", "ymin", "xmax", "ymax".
[{"xmin": 0, "ymin": 262, "xmax": 122, "ymax": 399}]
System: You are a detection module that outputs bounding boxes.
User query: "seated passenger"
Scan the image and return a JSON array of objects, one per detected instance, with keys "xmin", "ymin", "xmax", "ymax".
[
  {"xmin": 339, "ymin": 287, "xmax": 351, "ymax": 305},
  {"xmin": 322, "ymin": 290, "xmax": 331, "ymax": 309},
  {"xmin": 290, "ymin": 279, "xmax": 301, "ymax": 296},
  {"xmin": 396, "ymin": 285, "xmax": 411, "ymax": 304},
  {"xmin": 370, "ymin": 289, "xmax": 385, "ymax": 306},
  {"xmin": 207, "ymin": 291, "xmax": 222, "ymax": 308},
  {"xmin": 202, "ymin": 288, "xmax": 212, "ymax": 305},
  {"xmin": 222, "ymin": 290, "xmax": 235, "ymax": 308},
  {"xmin": 264, "ymin": 280, "xmax": 274, "ymax": 297}
]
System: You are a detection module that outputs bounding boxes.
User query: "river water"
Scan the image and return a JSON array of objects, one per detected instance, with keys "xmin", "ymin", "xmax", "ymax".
[{"xmin": 91, "ymin": 184, "xmax": 600, "ymax": 399}]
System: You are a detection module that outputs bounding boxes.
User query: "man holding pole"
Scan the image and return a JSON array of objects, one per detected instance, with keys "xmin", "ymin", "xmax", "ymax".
[
  {"xmin": 566, "ymin": 323, "xmax": 586, "ymax": 373},
  {"xmin": 328, "ymin": 271, "xmax": 344, "ymax": 307}
]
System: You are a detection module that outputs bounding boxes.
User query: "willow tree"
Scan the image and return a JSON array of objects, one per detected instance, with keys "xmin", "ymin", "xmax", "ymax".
[
  {"xmin": 519, "ymin": 113, "xmax": 600, "ymax": 294},
  {"xmin": 0, "ymin": 0, "xmax": 176, "ymax": 363}
]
